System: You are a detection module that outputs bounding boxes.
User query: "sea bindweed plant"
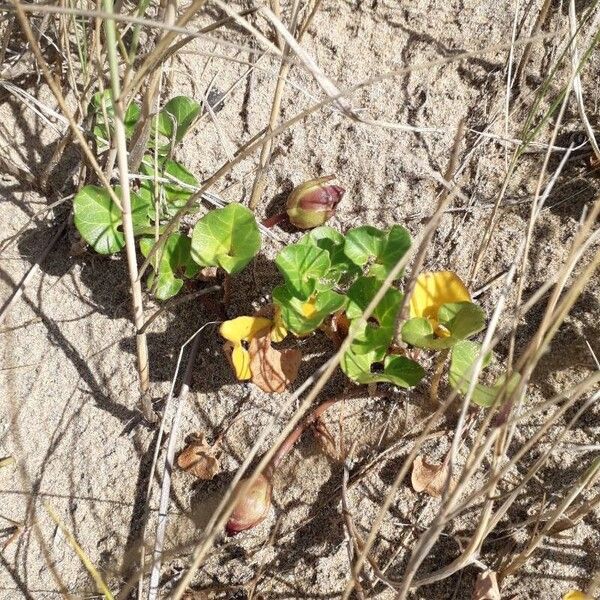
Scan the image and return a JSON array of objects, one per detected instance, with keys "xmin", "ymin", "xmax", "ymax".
[{"xmin": 73, "ymin": 94, "xmax": 262, "ymax": 301}]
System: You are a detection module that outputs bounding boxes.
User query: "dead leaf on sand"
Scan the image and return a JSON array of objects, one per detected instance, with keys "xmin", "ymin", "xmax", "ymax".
[
  {"xmin": 177, "ymin": 432, "xmax": 220, "ymax": 480},
  {"xmin": 411, "ymin": 454, "xmax": 452, "ymax": 497},
  {"xmin": 248, "ymin": 332, "xmax": 301, "ymax": 393},
  {"xmin": 472, "ymin": 570, "xmax": 501, "ymax": 600}
]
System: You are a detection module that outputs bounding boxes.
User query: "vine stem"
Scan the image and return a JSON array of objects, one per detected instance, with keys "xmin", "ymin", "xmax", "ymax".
[
  {"xmin": 429, "ymin": 348, "xmax": 449, "ymax": 405},
  {"xmin": 103, "ymin": 0, "xmax": 150, "ymax": 393}
]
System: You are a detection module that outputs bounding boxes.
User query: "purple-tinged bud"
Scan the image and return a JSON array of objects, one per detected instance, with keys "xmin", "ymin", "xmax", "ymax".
[
  {"xmin": 286, "ymin": 176, "xmax": 345, "ymax": 229},
  {"xmin": 226, "ymin": 474, "xmax": 272, "ymax": 535}
]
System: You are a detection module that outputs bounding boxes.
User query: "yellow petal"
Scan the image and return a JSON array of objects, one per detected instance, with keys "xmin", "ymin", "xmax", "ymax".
[
  {"xmin": 271, "ymin": 306, "xmax": 288, "ymax": 343},
  {"xmin": 219, "ymin": 316, "xmax": 272, "ymax": 343},
  {"xmin": 410, "ymin": 271, "xmax": 471, "ymax": 321},
  {"xmin": 231, "ymin": 344, "xmax": 252, "ymax": 380},
  {"xmin": 563, "ymin": 592, "xmax": 592, "ymax": 600},
  {"xmin": 301, "ymin": 297, "xmax": 317, "ymax": 318}
]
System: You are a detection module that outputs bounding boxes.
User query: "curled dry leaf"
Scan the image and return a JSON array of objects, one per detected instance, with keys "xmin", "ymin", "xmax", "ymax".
[
  {"xmin": 177, "ymin": 432, "xmax": 220, "ymax": 480},
  {"xmin": 411, "ymin": 454, "xmax": 452, "ymax": 497},
  {"xmin": 248, "ymin": 332, "xmax": 301, "ymax": 394},
  {"xmin": 472, "ymin": 569, "xmax": 500, "ymax": 600},
  {"xmin": 321, "ymin": 310, "xmax": 350, "ymax": 347}
]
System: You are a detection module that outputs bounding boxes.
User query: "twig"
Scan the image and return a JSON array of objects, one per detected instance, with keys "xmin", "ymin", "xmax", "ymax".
[
  {"xmin": 104, "ymin": 0, "xmax": 150, "ymax": 392},
  {"xmin": 146, "ymin": 324, "xmax": 214, "ymax": 600}
]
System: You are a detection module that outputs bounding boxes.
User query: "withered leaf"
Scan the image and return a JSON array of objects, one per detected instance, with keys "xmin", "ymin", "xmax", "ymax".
[
  {"xmin": 321, "ymin": 311, "xmax": 350, "ymax": 347},
  {"xmin": 411, "ymin": 455, "xmax": 452, "ymax": 497},
  {"xmin": 248, "ymin": 332, "xmax": 301, "ymax": 394},
  {"xmin": 177, "ymin": 432, "xmax": 220, "ymax": 480},
  {"xmin": 472, "ymin": 570, "xmax": 500, "ymax": 600}
]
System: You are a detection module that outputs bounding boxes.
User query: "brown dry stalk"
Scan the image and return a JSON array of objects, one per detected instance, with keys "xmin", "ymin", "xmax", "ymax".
[
  {"xmin": 9, "ymin": 0, "xmax": 123, "ymax": 212},
  {"xmin": 104, "ymin": 0, "xmax": 149, "ymax": 392}
]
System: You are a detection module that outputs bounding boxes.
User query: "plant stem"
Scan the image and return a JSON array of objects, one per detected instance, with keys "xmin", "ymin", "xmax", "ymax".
[
  {"xmin": 103, "ymin": 0, "xmax": 150, "ymax": 392},
  {"xmin": 261, "ymin": 212, "xmax": 287, "ymax": 228},
  {"xmin": 267, "ymin": 389, "xmax": 366, "ymax": 475},
  {"xmin": 429, "ymin": 348, "xmax": 449, "ymax": 404}
]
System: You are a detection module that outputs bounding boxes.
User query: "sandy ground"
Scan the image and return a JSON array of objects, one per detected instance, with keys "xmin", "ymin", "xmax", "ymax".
[{"xmin": 1, "ymin": 0, "xmax": 599, "ymax": 598}]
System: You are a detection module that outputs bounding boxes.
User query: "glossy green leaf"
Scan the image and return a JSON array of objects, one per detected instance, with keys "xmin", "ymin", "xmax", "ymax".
[
  {"xmin": 401, "ymin": 301, "xmax": 485, "ymax": 349},
  {"xmin": 140, "ymin": 156, "xmax": 198, "ymax": 217},
  {"xmin": 345, "ymin": 276, "xmax": 402, "ymax": 355},
  {"xmin": 191, "ymin": 203, "xmax": 260, "ymax": 274},
  {"xmin": 139, "ymin": 233, "xmax": 199, "ymax": 300},
  {"xmin": 344, "ymin": 225, "xmax": 411, "ymax": 279},
  {"xmin": 90, "ymin": 90, "xmax": 140, "ymax": 150},
  {"xmin": 275, "ymin": 243, "xmax": 332, "ymax": 298},
  {"xmin": 273, "ymin": 286, "xmax": 346, "ymax": 335},
  {"xmin": 298, "ymin": 226, "xmax": 359, "ymax": 283},
  {"xmin": 74, "ymin": 185, "xmax": 153, "ymax": 255},
  {"xmin": 74, "ymin": 186, "xmax": 124, "ymax": 254},
  {"xmin": 449, "ymin": 340, "xmax": 519, "ymax": 407},
  {"xmin": 341, "ymin": 348, "xmax": 424, "ymax": 388},
  {"xmin": 152, "ymin": 95, "xmax": 201, "ymax": 153}
]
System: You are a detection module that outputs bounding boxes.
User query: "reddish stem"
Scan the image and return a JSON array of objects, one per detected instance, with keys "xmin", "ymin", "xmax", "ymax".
[
  {"xmin": 266, "ymin": 388, "xmax": 367, "ymax": 476},
  {"xmin": 261, "ymin": 212, "xmax": 287, "ymax": 228}
]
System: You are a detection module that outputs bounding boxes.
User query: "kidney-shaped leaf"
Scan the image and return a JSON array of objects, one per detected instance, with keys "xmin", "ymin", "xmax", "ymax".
[
  {"xmin": 402, "ymin": 301, "xmax": 485, "ymax": 349},
  {"xmin": 341, "ymin": 347, "xmax": 424, "ymax": 388},
  {"xmin": 74, "ymin": 185, "xmax": 125, "ymax": 254},
  {"xmin": 140, "ymin": 233, "xmax": 199, "ymax": 300},
  {"xmin": 275, "ymin": 243, "xmax": 332, "ymax": 298},
  {"xmin": 153, "ymin": 95, "xmax": 201, "ymax": 152},
  {"xmin": 450, "ymin": 340, "xmax": 519, "ymax": 408},
  {"xmin": 273, "ymin": 286, "xmax": 346, "ymax": 336},
  {"xmin": 140, "ymin": 156, "xmax": 198, "ymax": 217},
  {"xmin": 344, "ymin": 225, "xmax": 411, "ymax": 280},
  {"xmin": 90, "ymin": 91, "xmax": 141, "ymax": 151},
  {"xmin": 191, "ymin": 203, "xmax": 260, "ymax": 274},
  {"xmin": 346, "ymin": 276, "xmax": 403, "ymax": 355},
  {"xmin": 299, "ymin": 226, "xmax": 359, "ymax": 283}
]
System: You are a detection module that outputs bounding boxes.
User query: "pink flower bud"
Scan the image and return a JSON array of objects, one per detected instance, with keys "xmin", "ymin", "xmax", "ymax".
[
  {"xmin": 286, "ymin": 176, "xmax": 345, "ymax": 229},
  {"xmin": 225, "ymin": 474, "xmax": 272, "ymax": 535}
]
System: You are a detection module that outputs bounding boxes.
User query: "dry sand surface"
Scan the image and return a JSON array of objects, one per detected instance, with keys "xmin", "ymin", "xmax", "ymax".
[{"xmin": 1, "ymin": 0, "xmax": 599, "ymax": 598}]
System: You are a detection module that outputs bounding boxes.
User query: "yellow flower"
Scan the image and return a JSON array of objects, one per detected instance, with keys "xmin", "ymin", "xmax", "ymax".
[
  {"xmin": 219, "ymin": 316, "xmax": 272, "ymax": 380},
  {"xmin": 271, "ymin": 306, "xmax": 288, "ymax": 343},
  {"xmin": 301, "ymin": 296, "xmax": 317, "ymax": 318},
  {"xmin": 410, "ymin": 271, "xmax": 470, "ymax": 337},
  {"xmin": 563, "ymin": 592, "xmax": 593, "ymax": 600}
]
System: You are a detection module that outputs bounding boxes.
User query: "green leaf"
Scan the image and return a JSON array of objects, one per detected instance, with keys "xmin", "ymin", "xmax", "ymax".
[
  {"xmin": 341, "ymin": 348, "xmax": 424, "ymax": 388},
  {"xmin": 140, "ymin": 156, "xmax": 198, "ymax": 217},
  {"xmin": 74, "ymin": 185, "xmax": 124, "ymax": 254},
  {"xmin": 190, "ymin": 203, "xmax": 260, "ymax": 274},
  {"xmin": 401, "ymin": 301, "xmax": 486, "ymax": 349},
  {"xmin": 344, "ymin": 225, "xmax": 411, "ymax": 280},
  {"xmin": 90, "ymin": 90, "xmax": 140, "ymax": 150},
  {"xmin": 273, "ymin": 286, "xmax": 346, "ymax": 335},
  {"xmin": 299, "ymin": 226, "xmax": 360, "ymax": 283},
  {"xmin": 345, "ymin": 276, "xmax": 402, "ymax": 355},
  {"xmin": 153, "ymin": 95, "xmax": 201, "ymax": 153},
  {"xmin": 131, "ymin": 189, "xmax": 153, "ymax": 234},
  {"xmin": 449, "ymin": 340, "xmax": 519, "ymax": 408},
  {"xmin": 139, "ymin": 233, "xmax": 199, "ymax": 300},
  {"xmin": 275, "ymin": 243, "xmax": 332, "ymax": 298}
]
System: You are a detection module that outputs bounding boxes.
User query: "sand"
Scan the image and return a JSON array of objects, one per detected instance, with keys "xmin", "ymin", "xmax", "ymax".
[{"xmin": 1, "ymin": 0, "xmax": 599, "ymax": 598}]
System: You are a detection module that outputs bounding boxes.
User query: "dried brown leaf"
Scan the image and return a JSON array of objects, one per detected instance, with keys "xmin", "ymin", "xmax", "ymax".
[
  {"xmin": 177, "ymin": 432, "xmax": 220, "ymax": 480},
  {"xmin": 320, "ymin": 310, "xmax": 350, "ymax": 347},
  {"xmin": 411, "ymin": 454, "xmax": 452, "ymax": 497},
  {"xmin": 472, "ymin": 570, "xmax": 501, "ymax": 600},
  {"xmin": 248, "ymin": 332, "xmax": 301, "ymax": 394}
]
